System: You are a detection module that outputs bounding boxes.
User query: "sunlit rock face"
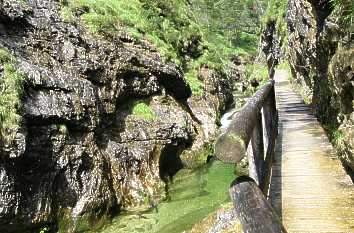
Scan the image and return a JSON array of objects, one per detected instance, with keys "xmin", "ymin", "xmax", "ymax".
[
  {"xmin": 286, "ymin": 0, "xmax": 354, "ymax": 171},
  {"xmin": 0, "ymin": 0, "xmax": 234, "ymax": 232},
  {"xmin": 330, "ymin": 48, "xmax": 354, "ymax": 171},
  {"xmin": 181, "ymin": 67, "xmax": 234, "ymax": 168}
]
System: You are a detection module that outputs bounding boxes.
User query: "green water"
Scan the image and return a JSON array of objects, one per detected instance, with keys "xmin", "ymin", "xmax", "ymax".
[{"xmin": 100, "ymin": 160, "xmax": 235, "ymax": 233}]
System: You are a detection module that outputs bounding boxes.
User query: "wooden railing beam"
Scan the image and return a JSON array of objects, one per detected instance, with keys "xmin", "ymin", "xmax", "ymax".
[
  {"xmin": 215, "ymin": 79, "xmax": 284, "ymax": 232},
  {"xmin": 229, "ymin": 176, "xmax": 287, "ymax": 233},
  {"xmin": 215, "ymin": 80, "xmax": 275, "ymax": 163}
]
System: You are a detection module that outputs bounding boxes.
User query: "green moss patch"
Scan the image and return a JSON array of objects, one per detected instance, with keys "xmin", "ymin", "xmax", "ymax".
[
  {"xmin": 185, "ymin": 70, "xmax": 204, "ymax": 96},
  {"xmin": 131, "ymin": 102, "xmax": 157, "ymax": 120},
  {"xmin": 0, "ymin": 47, "xmax": 24, "ymax": 145}
]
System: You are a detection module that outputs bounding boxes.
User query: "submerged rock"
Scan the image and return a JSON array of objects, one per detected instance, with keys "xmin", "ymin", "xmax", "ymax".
[{"xmin": 187, "ymin": 203, "xmax": 242, "ymax": 233}]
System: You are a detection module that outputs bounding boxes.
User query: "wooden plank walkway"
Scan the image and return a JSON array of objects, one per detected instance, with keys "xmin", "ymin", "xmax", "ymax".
[{"xmin": 269, "ymin": 70, "xmax": 354, "ymax": 233}]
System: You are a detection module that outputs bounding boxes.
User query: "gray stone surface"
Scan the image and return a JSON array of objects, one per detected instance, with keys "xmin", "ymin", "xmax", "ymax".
[{"xmin": 0, "ymin": 0, "xmax": 235, "ymax": 232}]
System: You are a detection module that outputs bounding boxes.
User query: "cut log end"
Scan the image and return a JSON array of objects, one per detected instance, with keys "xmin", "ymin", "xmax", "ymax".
[
  {"xmin": 229, "ymin": 176, "xmax": 287, "ymax": 233},
  {"xmin": 214, "ymin": 132, "xmax": 247, "ymax": 163}
]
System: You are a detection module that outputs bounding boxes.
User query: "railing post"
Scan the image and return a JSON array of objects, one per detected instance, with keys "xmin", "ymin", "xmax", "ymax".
[
  {"xmin": 249, "ymin": 112, "xmax": 264, "ymax": 185},
  {"xmin": 259, "ymin": 85, "xmax": 277, "ymax": 194}
]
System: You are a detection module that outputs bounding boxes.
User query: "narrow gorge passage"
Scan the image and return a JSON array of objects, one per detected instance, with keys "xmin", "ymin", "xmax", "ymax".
[
  {"xmin": 1, "ymin": 0, "xmax": 353, "ymax": 232},
  {"xmin": 269, "ymin": 70, "xmax": 354, "ymax": 233}
]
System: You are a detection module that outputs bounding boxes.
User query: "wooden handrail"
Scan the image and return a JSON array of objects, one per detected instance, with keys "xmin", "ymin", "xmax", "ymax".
[
  {"xmin": 215, "ymin": 80, "xmax": 283, "ymax": 232},
  {"xmin": 214, "ymin": 80, "xmax": 275, "ymax": 163},
  {"xmin": 229, "ymin": 177, "xmax": 287, "ymax": 233},
  {"xmin": 215, "ymin": 80, "xmax": 277, "ymax": 190}
]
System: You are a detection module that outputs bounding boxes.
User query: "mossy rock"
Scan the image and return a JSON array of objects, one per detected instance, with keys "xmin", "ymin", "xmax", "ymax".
[
  {"xmin": 180, "ymin": 143, "xmax": 214, "ymax": 169},
  {"xmin": 131, "ymin": 101, "xmax": 157, "ymax": 121},
  {"xmin": 188, "ymin": 202, "xmax": 243, "ymax": 233}
]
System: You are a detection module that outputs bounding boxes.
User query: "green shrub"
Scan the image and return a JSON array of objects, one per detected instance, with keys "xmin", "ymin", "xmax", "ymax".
[
  {"xmin": 131, "ymin": 101, "xmax": 157, "ymax": 120},
  {"xmin": 0, "ymin": 47, "xmax": 24, "ymax": 145},
  {"xmin": 39, "ymin": 227, "xmax": 50, "ymax": 233}
]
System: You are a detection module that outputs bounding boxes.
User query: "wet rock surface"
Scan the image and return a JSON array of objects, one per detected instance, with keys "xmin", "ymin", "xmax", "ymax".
[
  {"xmin": 0, "ymin": 0, "xmax": 234, "ymax": 232},
  {"xmin": 261, "ymin": 20, "xmax": 280, "ymax": 79},
  {"xmin": 187, "ymin": 203, "xmax": 242, "ymax": 233},
  {"xmin": 181, "ymin": 67, "xmax": 234, "ymax": 168}
]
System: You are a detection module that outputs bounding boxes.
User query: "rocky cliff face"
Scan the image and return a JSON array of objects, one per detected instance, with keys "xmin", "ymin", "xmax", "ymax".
[
  {"xmin": 286, "ymin": 0, "xmax": 354, "ymax": 171},
  {"xmin": 0, "ymin": 1, "xmax": 235, "ymax": 232}
]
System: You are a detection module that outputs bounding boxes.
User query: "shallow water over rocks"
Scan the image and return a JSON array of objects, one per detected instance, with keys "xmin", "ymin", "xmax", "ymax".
[{"xmin": 98, "ymin": 160, "xmax": 235, "ymax": 233}]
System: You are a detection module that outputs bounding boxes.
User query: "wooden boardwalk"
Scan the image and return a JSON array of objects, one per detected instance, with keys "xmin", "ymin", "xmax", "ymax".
[{"xmin": 269, "ymin": 70, "xmax": 354, "ymax": 233}]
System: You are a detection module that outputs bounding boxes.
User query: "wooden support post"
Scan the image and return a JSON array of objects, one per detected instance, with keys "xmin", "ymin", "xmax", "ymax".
[
  {"xmin": 249, "ymin": 112, "xmax": 264, "ymax": 185},
  {"xmin": 259, "ymin": 86, "xmax": 277, "ymax": 194},
  {"xmin": 229, "ymin": 176, "xmax": 287, "ymax": 233}
]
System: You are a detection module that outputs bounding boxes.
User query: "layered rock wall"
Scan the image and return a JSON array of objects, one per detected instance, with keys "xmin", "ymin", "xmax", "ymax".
[
  {"xmin": 286, "ymin": 0, "xmax": 354, "ymax": 171},
  {"xmin": 0, "ymin": 1, "xmax": 234, "ymax": 232}
]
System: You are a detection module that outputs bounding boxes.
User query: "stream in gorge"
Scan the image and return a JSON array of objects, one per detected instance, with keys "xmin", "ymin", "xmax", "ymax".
[{"xmin": 98, "ymin": 111, "xmax": 238, "ymax": 233}]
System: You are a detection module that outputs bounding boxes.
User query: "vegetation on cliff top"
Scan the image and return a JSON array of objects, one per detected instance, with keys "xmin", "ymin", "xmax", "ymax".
[
  {"xmin": 0, "ymin": 47, "xmax": 24, "ymax": 145},
  {"xmin": 60, "ymin": 0, "xmax": 266, "ymax": 95}
]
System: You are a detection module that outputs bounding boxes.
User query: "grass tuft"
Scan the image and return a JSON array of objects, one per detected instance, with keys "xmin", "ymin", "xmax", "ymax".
[
  {"xmin": 185, "ymin": 69, "xmax": 204, "ymax": 96},
  {"xmin": 0, "ymin": 47, "xmax": 24, "ymax": 145},
  {"xmin": 331, "ymin": 0, "xmax": 354, "ymax": 27},
  {"xmin": 131, "ymin": 101, "xmax": 157, "ymax": 120}
]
